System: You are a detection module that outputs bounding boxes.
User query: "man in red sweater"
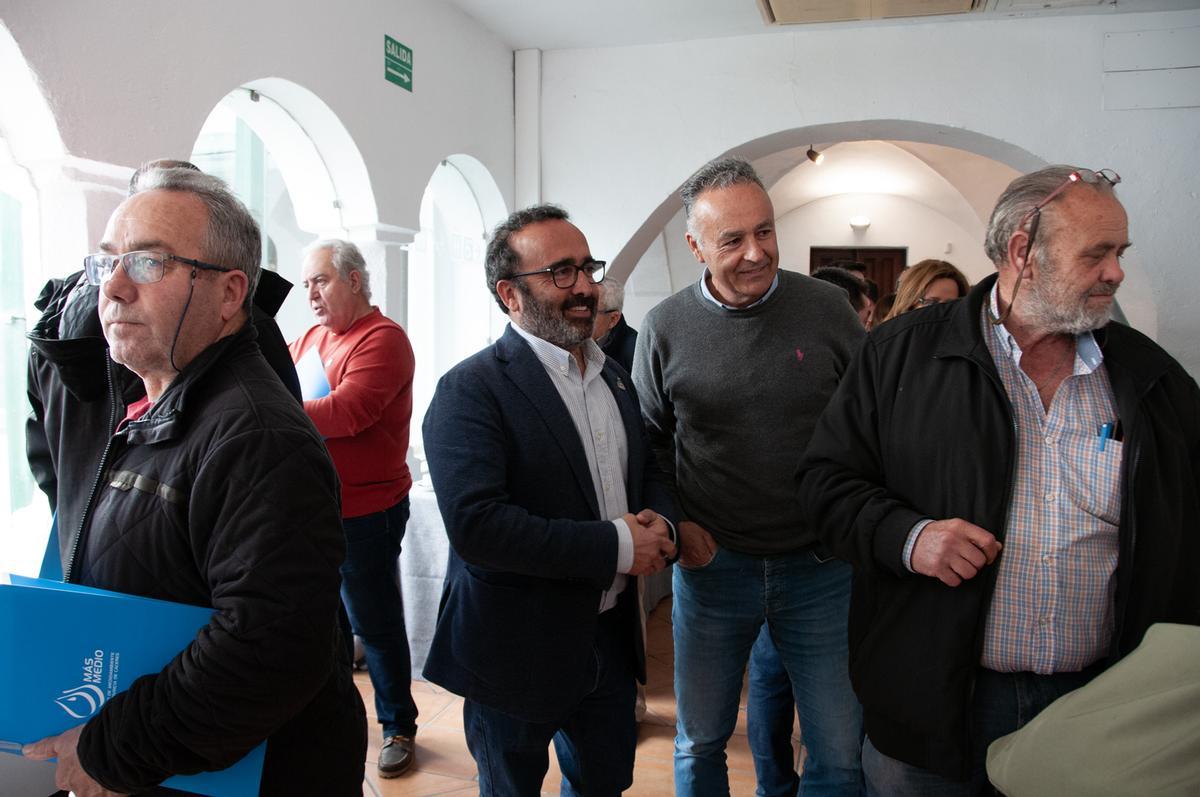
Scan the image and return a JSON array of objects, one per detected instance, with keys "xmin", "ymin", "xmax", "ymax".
[{"xmin": 289, "ymin": 239, "xmax": 418, "ymax": 778}]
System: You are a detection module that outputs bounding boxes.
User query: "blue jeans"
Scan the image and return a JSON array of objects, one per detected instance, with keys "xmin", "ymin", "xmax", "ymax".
[
  {"xmin": 340, "ymin": 497, "xmax": 418, "ymax": 738},
  {"xmin": 863, "ymin": 665, "xmax": 1103, "ymax": 796},
  {"xmin": 463, "ymin": 608, "xmax": 637, "ymax": 796},
  {"xmin": 748, "ymin": 624, "xmax": 799, "ymax": 797},
  {"xmin": 673, "ymin": 547, "xmax": 863, "ymax": 796}
]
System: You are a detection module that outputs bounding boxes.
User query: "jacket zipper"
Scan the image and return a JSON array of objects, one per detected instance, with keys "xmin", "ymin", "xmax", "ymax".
[{"xmin": 63, "ymin": 357, "xmax": 121, "ymax": 583}]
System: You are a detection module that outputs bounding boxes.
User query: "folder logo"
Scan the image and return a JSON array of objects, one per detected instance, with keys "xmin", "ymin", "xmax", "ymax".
[{"xmin": 55, "ymin": 684, "xmax": 106, "ymax": 719}]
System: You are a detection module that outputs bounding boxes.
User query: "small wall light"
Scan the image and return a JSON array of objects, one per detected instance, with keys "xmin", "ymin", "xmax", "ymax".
[
  {"xmin": 806, "ymin": 145, "xmax": 824, "ymax": 165},
  {"xmin": 849, "ymin": 215, "xmax": 871, "ymax": 230}
]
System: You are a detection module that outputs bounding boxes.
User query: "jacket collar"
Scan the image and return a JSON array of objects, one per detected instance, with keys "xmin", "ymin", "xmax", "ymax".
[
  {"xmin": 934, "ymin": 272, "xmax": 1172, "ymax": 400},
  {"xmin": 123, "ymin": 323, "xmax": 258, "ymax": 446},
  {"xmin": 494, "ymin": 324, "xmax": 602, "ymax": 518}
]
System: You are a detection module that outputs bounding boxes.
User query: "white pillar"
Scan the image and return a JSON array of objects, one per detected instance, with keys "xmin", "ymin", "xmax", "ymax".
[
  {"xmin": 347, "ymin": 223, "xmax": 415, "ymax": 328},
  {"xmin": 514, "ymin": 48, "xmax": 542, "ymax": 210}
]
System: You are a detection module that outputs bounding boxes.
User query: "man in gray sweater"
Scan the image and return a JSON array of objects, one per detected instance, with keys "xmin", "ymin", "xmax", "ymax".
[{"xmin": 633, "ymin": 157, "xmax": 865, "ymax": 795}]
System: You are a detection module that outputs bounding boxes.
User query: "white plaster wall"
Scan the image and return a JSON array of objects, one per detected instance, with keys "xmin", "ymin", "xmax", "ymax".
[
  {"xmin": 776, "ymin": 193, "xmax": 995, "ymax": 282},
  {"xmin": 539, "ymin": 10, "xmax": 1200, "ymax": 376},
  {"xmin": 0, "ymin": 0, "xmax": 515, "ymax": 238}
]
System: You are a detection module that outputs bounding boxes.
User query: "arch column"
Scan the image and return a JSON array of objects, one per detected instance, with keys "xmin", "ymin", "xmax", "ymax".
[{"xmin": 347, "ymin": 223, "xmax": 415, "ymax": 327}]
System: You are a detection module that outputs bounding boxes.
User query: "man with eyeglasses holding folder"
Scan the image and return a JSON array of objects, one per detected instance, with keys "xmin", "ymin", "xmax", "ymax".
[
  {"xmin": 421, "ymin": 204, "xmax": 677, "ymax": 796},
  {"xmin": 799, "ymin": 165, "xmax": 1200, "ymax": 794},
  {"xmin": 23, "ymin": 167, "xmax": 366, "ymax": 796}
]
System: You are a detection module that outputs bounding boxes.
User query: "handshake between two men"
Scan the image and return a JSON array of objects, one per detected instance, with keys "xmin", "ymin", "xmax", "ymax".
[{"xmin": 624, "ymin": 509, "xmax": 677, "ymax": 576}]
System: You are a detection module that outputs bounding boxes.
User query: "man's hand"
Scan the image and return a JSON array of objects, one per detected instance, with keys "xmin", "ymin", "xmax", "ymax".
[
  {"xmin": 678, "ymin": 520, "xmax": 718, "ymax": 569},
  {"xmin": 23, "ymin": 724, "xmax": 127, "ymax": 797},
  {"xmin": 625, "ymin": 511, "xmax": 675, "ymax": 576},
  {"xmin": 911, "ymin": 518, "xmax": 1002, "ymax": 587}
]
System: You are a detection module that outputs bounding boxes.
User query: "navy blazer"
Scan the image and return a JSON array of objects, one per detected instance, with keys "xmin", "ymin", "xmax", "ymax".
[{"xmin": 422, "ymin": 325, "xmax": 677, "ymax": 722}]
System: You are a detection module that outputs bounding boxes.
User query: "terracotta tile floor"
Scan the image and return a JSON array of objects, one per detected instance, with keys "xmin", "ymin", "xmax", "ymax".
[{"xmin": 358, "ymin": 597, "xmax": 801, "ymax": 796}]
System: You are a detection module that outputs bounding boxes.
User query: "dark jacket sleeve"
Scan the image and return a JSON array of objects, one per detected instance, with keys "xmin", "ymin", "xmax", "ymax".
[
  {"xmin": 25, "ymin": 349, "xmax": 57, "ymax": 509},
  {"xmin": 798, "ymin": 335, "xmax": 925, "ymax": 577},
  {"xmin": 422, "ymin": 364, "xmax": 620, "ymax": 589},
  {"xmin": 251, "ymin": 307, "xmax": 302, "ymax": 402},
  {"xmin": 631, "ymin": 316, "xmax": 679, "ymax": 495},
  {"xmin": 77, "ymin": 428, "xmax": 346, "ymax": 790}
]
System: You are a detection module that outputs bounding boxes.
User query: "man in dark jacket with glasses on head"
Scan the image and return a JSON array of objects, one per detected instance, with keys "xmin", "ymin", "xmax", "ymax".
[{"xmin": 800, "ymin": 165, "xmax": 1200, "ymax": 795}]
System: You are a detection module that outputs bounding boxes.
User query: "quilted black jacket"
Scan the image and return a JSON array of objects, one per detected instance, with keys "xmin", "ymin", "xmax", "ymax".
[
  {"xmin": 26, "ymin": 269, "xmax": 303, "ymax": 563},
  {"xmin": 67, "ymin": 324, "xmax": 366, "ymax": 795}
]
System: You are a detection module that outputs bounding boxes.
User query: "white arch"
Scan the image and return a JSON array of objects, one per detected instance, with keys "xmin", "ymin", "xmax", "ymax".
[
  {"xmin": 0, "ymin": 22, "xmax": 66, "ymax": 167},
  {"xmin": 440, "ymin": 153, "xmax": 508, "ymax": 233},
  {"xmin": 210, "ymin": 78, "xmax": 379, "ymax": 236},
  {"xmin": 614, "ymin": 120, "xmax": 1152, "ymax": 336}
]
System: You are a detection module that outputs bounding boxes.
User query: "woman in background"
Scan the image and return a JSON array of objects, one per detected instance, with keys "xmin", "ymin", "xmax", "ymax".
[{"xmin": 885, "ymin": 259, "xmax": 970, "ymax": 321}]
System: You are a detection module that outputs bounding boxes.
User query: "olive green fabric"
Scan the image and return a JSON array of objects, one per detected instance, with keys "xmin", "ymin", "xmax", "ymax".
[{"xmin": 987, "ymin": 623, "xmax": 1200, "ymax": 796}]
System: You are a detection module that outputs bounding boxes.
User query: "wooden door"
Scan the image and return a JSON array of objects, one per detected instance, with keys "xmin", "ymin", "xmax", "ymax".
[{"xmin": 809, "ymin": 247, "xmax": 907, "ymax": 295}]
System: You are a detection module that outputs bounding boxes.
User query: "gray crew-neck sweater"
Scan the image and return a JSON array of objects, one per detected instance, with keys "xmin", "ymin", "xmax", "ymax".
[{"xmin": 633, "ymin": 269, "xmax": 864, "ymax": 555}]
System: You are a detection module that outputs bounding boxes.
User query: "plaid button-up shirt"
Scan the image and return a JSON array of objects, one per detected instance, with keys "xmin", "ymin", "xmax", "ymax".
[{"xmin": 980, "ymin": 288, "xmax": 1122, "ymax": 673}]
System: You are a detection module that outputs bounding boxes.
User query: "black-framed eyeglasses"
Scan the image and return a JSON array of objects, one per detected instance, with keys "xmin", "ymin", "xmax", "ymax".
[
  {"xmin": 83, "ymin": 250, "xmax": 234, "ymax": 287},
  {"xmin": 506, "ymin": 260, "xmax": 607, "ymax": 289},
  {"xmin": 993, "ymin": 168, "xmax": 1120, "ymax": 326}
]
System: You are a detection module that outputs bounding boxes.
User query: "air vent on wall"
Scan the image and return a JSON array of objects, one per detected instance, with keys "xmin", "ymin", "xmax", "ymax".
[{"xmin": 759, "ymin": 0, "xmax": 983, "ymax": 25}]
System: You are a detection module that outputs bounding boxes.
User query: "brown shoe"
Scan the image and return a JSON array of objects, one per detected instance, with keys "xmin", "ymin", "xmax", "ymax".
[{"xmin": 378, "ymin": 735, "xmax": 415, "ymax": 778}]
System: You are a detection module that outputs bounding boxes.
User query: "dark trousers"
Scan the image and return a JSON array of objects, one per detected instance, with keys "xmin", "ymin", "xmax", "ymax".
[
  {"xmin": 463, "ymin": 608, "xmax": 638, "ymax": 796},
  {"xmin": 340, "ymin": 497, "xmax": 418, "ymax": 737},
  {"xmin": 864, "ymin": 664, "xmax": 1104, "ymax": 796}
]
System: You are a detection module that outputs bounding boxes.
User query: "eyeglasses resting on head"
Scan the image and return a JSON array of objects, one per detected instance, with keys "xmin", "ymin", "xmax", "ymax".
[{"xmin": 992, "ymin": 168, "xmax": 1120, "ymax": 326}]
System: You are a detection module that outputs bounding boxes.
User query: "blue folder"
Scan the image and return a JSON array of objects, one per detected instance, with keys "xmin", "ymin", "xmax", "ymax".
[
  {"xmin": 294, "ymin": 345, "xmax": 331, "ymax": 400},
  {"xmin": 0, "ymin": 574, "xmax": 265, "ymax": 797}
]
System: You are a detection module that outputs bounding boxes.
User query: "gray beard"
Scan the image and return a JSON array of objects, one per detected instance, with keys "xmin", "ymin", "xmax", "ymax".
[
  {"xmin": 517, "ymin": 287, "xmax": 595, "ymax": 350},
  {"xmin": 1022, "ymin": 256, "xmax": 1115, "ymax": 335}
]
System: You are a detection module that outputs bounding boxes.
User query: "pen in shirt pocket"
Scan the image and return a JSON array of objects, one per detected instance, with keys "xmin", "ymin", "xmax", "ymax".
[{"xmin": 1097, "ymin": 420, "xmax": 1122, "ymax": 452}]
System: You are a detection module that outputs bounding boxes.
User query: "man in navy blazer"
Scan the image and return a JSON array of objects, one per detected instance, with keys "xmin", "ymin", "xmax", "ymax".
[{"xmin": 422, "ymin": 204, "xmax": 678, "ymax": 796}]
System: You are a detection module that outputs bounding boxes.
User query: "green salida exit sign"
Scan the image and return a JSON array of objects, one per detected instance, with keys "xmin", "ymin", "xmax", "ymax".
[{"xmin": 385, "ymin": 35, "xmax": 413, "ymax": 92}]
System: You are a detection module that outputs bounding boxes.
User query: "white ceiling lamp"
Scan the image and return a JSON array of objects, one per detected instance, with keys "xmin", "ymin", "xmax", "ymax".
[
  {"xmin": 806, "ymin": 145, "xmax": 824, "ymax": 165},
  {"xmin": 849, "ymin": 215, "xmax": 871, "ymax": 230}
]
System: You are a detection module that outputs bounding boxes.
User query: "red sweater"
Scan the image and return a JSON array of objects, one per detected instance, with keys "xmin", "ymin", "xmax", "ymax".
[{"xmin": 289, "ymin": 308, "xmax": 414, "ymax": 518}]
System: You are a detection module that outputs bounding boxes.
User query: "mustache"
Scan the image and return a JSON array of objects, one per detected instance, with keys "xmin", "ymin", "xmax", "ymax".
[
  {"xmin": 562, "ymin": 296, "xmax": 597, "ymax": 312},
  {"xmin": 1089, "ymin": 284, "xmax": 1119, "ymax": 297}
]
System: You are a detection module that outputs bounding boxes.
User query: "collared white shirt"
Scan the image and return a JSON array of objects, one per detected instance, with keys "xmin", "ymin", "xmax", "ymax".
[
  {"xmin": 698, "ymin": 270, "xmax": 780, "ymax": 310},
  {"xmin": 511, "ymin": 323, "xmax": 633, "ymax": 612}
]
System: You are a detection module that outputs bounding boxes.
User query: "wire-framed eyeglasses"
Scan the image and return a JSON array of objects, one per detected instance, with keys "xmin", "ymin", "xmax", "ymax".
[
  {"xmin": 992, "ymin": 168, "xmax": 1120, "ymax": 326},
  {"xmin": 83, "ymin": 250, "xmax": 234, "ymax": 287},
  {"xmin": 506, "ymin": 260, "xmax": 607, "ymax": 289}
]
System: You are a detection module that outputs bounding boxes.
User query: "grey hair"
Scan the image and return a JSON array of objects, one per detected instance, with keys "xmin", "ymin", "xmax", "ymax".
[
  {"xmin": 305, "ymin": 239, "xmax": 372, "ymax": 301},
  {"xmin": 133, "ymin": 167, "xmax": 261, "ymax": 312},
  {"xmin": 485, "ymin": 204, "xmax": 570, "ymax": 313},
  {"xmin": 128, "ymin": 159, "xmax": 199, "ymax": 196},
  {"xmin": 599, "ymin": 277, "xmax": 625, "ymax": 312},
  {"xmin": 681, "ymin": 157, "xmax": 765, "ymax": 235},
  {"xmin": 984, "ymin": 165, "xmax": 1116, "ymax": 266}
]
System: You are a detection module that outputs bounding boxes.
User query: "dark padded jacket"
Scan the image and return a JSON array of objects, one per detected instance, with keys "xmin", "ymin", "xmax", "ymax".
[
  {"xmin": 66, "ymin": 323, "xmax": 365, "ymax": 795},
  {"xmin": 25, "ymin": 269, "xmax": 302, "ymax": 567},
  {"xmin": 799, "ymin": 274, "xmax": 1200, "ymax": 779}
]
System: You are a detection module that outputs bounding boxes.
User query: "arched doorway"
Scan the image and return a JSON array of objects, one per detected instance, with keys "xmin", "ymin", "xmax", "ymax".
[
  {"xmin": 615, "ymin": 121, "xmax": 1149, "ymax": 336},
  {"xmin": 190, "ymin": 79, "xmax": 380, "ymax": 341},
  {"xmin": 0, "ymin": 21, "xmax": 71, "ymax": 574},
  {"xmin": 406, "ymin": 154, "xmax": 506, "ymax": 475}
]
